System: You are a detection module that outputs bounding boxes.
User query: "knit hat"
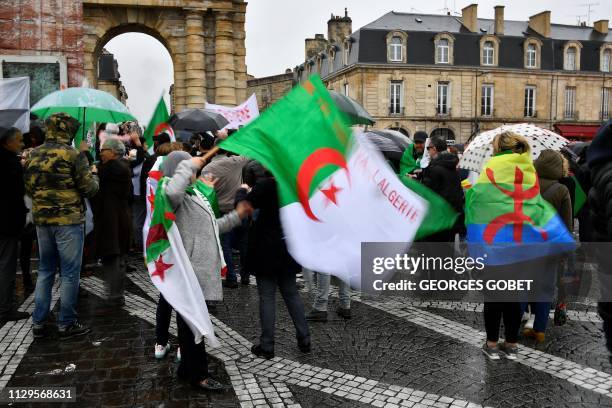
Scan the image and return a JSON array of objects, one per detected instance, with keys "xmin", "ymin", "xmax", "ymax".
[
  {"xmin": 587, "ymin": 120, "xmax": 612, "ymax": 168},
  {"xmin": 413, "ymin": 131, "xmax": 427, "ymax": 143}
]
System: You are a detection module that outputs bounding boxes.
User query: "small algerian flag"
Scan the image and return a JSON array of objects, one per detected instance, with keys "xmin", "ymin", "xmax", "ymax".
[
  {"xmin": 143, "ymin": 157, "xmax": 222, "ymax": 345},
  {"xmin": 221, "ymin": 76, "xmax": 429, "ymax": 287},
  {"xmin": 143, "ymin": 95, "xmax": 174, "ymax": 153},
  {"xmin": 398, "ymin": 144, "xmax": 419, "ymax": 176}
]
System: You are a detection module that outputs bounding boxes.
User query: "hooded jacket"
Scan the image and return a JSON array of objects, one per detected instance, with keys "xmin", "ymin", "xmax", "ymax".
[
  {"xmin": 588, "ymin": 121, "xmax": 612, "ymax": 242},
  {"xmin": 24, "ymin": 113, "xmax": 99, "ymax": 225},
  {"xmin": 534, "ymin": 150, "xmax": 573, "ymax": 230}
]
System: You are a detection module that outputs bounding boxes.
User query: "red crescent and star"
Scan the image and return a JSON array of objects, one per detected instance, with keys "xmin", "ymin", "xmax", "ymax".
[{"xmin": 296, "ymin": 147, "xmax": 349, "ymax": 222}]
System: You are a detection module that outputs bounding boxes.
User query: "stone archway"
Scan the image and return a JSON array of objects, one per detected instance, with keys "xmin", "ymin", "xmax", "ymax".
[{"xmin": 83, "ymin": 0, "xmax": 247, "ymax": 113}]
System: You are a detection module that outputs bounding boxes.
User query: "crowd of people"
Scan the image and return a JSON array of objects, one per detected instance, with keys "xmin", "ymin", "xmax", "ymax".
[{"xmin": 1, "ymin": 110, "xmax": 612, "ymax": 390}]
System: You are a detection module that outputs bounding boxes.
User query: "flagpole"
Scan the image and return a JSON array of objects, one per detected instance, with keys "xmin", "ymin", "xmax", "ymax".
[{"xmin": 200, "ymin": 146, "xmax": 219, "ymax": 162}]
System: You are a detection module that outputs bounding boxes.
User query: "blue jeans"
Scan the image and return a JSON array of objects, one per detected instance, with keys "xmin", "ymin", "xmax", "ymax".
[
  {"xmin": 521, "ymin": 301, "xmax": 552, "ymax": 333},
  {"xmin": 33, "ymin": 224, "xmax": 84, "ymax": 328},
  {"xmin": 256, "ymin": 273, "xmax": 310, "ymax": 353},
  {"xmin": 220, "ymin": 231, "xmax": 236, "ymax": 283},
  {"xmin": 304, "ymin": 269, "xmax": 351, "ymax": 311}
]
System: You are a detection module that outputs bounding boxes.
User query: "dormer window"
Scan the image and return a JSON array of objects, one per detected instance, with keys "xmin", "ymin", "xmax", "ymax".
[
  {"xmin": 480, "ymin": 36, "xmax": 499, "ymax": 67},
  {"xmin": 602, "ymin": 46, "xmax": 612, "ymax": 73},
  {"xmin": 386, "ymin": 31, "xmax": 408, "ymax": 63},
  {"xmin": 563, "ymin": 41, "xmax": 582, "ymax": 71},
  {"xmin": 343, "ymin": 41, "xmax": 350, "ymax": 66},
  {"xmin": 524, "ymin": 38, "xmax": 542, "ymax": 69},
  {"xmin": 526, "ymin": 44, "xmax": 537, "ymax": 68},
  {"xmin": 482, "ymin": 42, "xmax": 494, "ymax": 65},
  {"xmin": 437, "ymin": 39, "xmax": 449, "ymax": 64},
  {"xmin": 389, "ymin": 37, "xmax": 402, "ymax": 62},
  {"xmin": 434, "ymin": 33, "xmax": 454, "ymax": 65},
  {"xmin": 566, "ymin": 47, "xmax": 576, "ymax": 70},
  {"xmin": 329, "ymin": 47, "xmax": 337, "ymax": 72}
]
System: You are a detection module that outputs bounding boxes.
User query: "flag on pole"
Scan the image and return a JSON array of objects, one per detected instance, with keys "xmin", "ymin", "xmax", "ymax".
[
  {"xmin": 144, "ymin": 160, "xmax": 220, "ymax": 346},
  {"xmin": 465, "ymin": 152, "xmax": 575, "ymax": 265},
  {"xmin": 220, "ymin": 76, "xmax": 429, "ymax": 287},
  {"xmin": 143, "ymin": 95, "xmax": 174, "ymax": 153}
]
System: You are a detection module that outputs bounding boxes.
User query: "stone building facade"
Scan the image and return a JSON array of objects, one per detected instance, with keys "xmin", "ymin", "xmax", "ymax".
[
  {"xmin": 1, "ymin": 0, "xmax": 247, "ymax": 112},
  {"xmin": 247, "ymin": 70, "xmax": 294, "ymax": 111},
  {"xmin": 295, "ymin": 6, "xmax": 612, "ymax": 142},
  {"xmin": 97, "ymin": 49, "xmax": 128, "ymax": 104},
  {"xmin": 0, "ymin": 0, "xmax": 83, "ymax": 104}
]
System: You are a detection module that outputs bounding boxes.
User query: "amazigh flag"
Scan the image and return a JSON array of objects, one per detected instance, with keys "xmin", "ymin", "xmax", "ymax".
[
  {"xmin": 465, "ymin": 152, "xmax": 575, "ymax": 265},
  {"xmin": 144, "ymin": 165, "xmax": 221, "ymax": 346},
  {"xmin": 220, "ymin": 76, "xmax": 428, "ymax": 288},
  {"xmin": 143, "ymin": 95, "xmax": 174, "ymax": 153}
]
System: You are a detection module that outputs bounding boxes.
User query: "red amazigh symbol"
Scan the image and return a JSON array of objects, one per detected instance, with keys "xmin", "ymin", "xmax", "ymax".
[
  {"xmin": 151, "ymin": 255, "xmax": 173, "ymax": 281},
  {"xmin": 320, "ymin": 180, "xmax": 343, "ymax": 206},
  {"xmin": 483, "ymin": 166, "xmax": 548, "ymax": 244},
  {"xmin": 296, "ymin": 148, "xmax": 349, "ymax": 222}
]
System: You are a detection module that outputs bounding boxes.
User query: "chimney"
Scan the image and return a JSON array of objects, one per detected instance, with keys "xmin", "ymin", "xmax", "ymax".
[
  {"xmin": 305, "ymin": 34, "xmax": 328, "ymax": 60},
  {"xmin": 494, "ymin": 6, "xmax": 504, "ymax": 35},
  {"xmin": 327, "ymin": 9, "xmax": 352, "ymax": 44},
  {"xmin": 461, "ymin": 4, "xmax": 478, "ymax": 33},
  {"xmin": 528, "ymin": 11, "xmax": 551, "ymax": 38},
  {"xmin": 594, "ymin": 20, "xmax": 609, "ymax": 34}
]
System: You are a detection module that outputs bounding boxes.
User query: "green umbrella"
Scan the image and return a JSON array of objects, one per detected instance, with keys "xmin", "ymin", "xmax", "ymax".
[{"xmin": 31, "ymin": 87, "xmax": 136, "ymax": 145}]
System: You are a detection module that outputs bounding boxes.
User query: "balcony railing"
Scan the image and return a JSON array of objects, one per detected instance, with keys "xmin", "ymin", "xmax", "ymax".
[
  {"xmin": 436, "ymin": 107, "xmax": 451, "ymax": 117},
  {"xmin": 389, "ymin": 106, "xmax": 405, "ymax": 116},
  {"xmin": 564, "ymin": 111, "xmax": 580, "ymax": 120}
]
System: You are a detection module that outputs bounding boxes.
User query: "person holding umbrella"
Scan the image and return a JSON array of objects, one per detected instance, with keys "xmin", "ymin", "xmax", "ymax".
[
  {"xmin": 24, "ymin": 113, "xmax": 99, "ymax": 339},
  {"xmin": 0, "ymin": 127, "xmax": 30, "ymax": 326}
]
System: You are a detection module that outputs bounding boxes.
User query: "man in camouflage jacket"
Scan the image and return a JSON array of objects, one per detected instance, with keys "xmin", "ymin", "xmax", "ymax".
[{"xmin": 24, "ymin": 112, "xmax": 98, "ymax": 339}]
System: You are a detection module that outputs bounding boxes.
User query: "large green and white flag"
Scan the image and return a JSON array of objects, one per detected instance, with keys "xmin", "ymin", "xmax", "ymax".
[
  {"xmin": 221, "ymin": 76, "xmax": 429, "ymax": 287},
  {"xmin": 144, "ymin": 160, "xmax": 219, "ymax": 346}
]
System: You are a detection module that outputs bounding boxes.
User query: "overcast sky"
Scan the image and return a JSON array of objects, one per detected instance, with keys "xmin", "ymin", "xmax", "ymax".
[{"xmin": 105, "ymin": 0, "xmax": 612, "ymax": 124}]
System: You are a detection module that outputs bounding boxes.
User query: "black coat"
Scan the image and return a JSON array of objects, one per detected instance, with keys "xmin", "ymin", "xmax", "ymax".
[
  {"xmin": 93, "ymin": 159, "xmax": 133, "ymax": 256},
  {"xmin": 0, "ymin": 147, "xmax": 26, "ymax": 238},
  {"xmin": 421, "ymin": 152, "xmax": 464, "ymax": 241},
  {"xmin": 244, "ymin": 178, "xmax": 300, "ymax": 277},
  {"xmin": 589, "ymin": 161, "xmax": 612, "ymax": 243}
]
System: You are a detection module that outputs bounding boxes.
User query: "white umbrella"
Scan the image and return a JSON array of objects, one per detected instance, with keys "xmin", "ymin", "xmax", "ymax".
[{"xmin": 459, "ymin": 123, "xmax": 569, "ymax": 173}]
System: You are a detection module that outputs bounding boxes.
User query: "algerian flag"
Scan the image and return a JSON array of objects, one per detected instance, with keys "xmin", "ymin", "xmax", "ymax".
[
  {"xmin": 398, "ymin": 144, "xmax": 420, "ymax": 176},
  {"xmin": 220, "ymin": 76, "xmax": 428, "ymax": 288},
  {"xmin": 144, "ymin": 157, "xmax": 221, "ymax": 346},
  {"xmin": 143, "ymin": 95, "xmax": 174, "ymax": 153}
]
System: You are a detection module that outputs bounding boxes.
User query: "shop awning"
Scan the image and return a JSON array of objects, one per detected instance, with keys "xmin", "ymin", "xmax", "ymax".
[{"xmin": 554, "ymin": 124, "xmax": 601, "ymax": 140}]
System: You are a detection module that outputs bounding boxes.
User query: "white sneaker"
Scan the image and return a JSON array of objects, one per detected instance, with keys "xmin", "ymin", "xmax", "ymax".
[
  {"xmin": 176, "ymin": 347, "xmax": 181, "ymax": 363},
  {"xmin": 154, "ymin": 343, "xmax": 171, "ymax": 360},
  {"xmin": 524, "ymin": 314, "xmax": 535, "ymax": 330}
]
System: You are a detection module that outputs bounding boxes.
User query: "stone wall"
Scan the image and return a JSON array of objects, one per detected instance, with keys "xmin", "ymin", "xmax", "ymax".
[
  {"xmin": 0, "ymin": 0, "xmax": 84, "ymax": 87},
  {"xmin": 247, "ymin": 73, "xmax": 294, "ymax": 111}
]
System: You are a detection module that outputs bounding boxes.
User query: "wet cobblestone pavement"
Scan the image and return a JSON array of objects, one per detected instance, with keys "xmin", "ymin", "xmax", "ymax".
[{"xmin": 1, "ymin": 255, "xmax": 612, "ymax": 407}]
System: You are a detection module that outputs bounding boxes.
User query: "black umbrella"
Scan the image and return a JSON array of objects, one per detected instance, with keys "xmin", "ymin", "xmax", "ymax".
[
  {"xmin": 329, "ymin": 91, "xmax": 375, "ymax": 126},
  {"xmin": 0, "ymin": 108, "xmax": 28, "ymax": 129},
  {"xmin": 357, "ymin": 130, "xmax": 412, "ymax": 161},
  {"xmin": 168, "ymin": 108, "xmax": 229, "ymax": 133}
]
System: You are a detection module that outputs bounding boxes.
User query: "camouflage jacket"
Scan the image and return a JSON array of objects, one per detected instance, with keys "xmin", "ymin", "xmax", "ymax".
[{"xmin": 24, "ymin": 121, "xmax": 99, "ymax": 226}]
